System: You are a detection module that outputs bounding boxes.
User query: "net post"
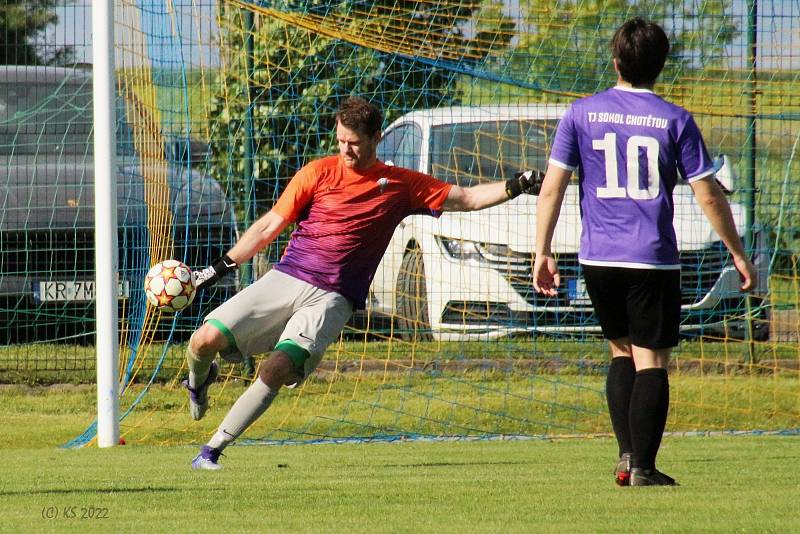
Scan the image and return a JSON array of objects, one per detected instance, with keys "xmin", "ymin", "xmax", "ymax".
[
  {"xmin": 93, "ymin": 0, "xmax": 120, "ymax": 448},
  {"xmin": 240, "ymin": 8, "xmax": 257, "ymax": 380},
  {"xmin": 743, "ymin": 0, "xmax": 759, "ymax": 363}
]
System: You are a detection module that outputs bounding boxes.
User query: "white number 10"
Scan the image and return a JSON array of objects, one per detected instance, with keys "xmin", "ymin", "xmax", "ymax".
[{"xmin": 592, "ymin": 133, "xmax": 660, "ymax": 200}]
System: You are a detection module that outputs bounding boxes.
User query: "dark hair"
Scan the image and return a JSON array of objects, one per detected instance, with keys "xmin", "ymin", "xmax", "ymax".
[
  {"xmin": 335, "ymin": 96, "xmax": 383, "ymax": 137},
  {"xmin": 611, "ymin": 18, "xmax": 670, "ymax": 86}
]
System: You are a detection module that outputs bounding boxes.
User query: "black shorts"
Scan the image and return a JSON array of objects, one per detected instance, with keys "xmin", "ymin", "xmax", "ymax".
[{"xmin": 582, "ymin": 265, "xmax": 681, "ymax": 349}]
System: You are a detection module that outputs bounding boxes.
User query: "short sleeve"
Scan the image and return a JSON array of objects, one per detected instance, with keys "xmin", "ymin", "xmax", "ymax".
[
  {"xmin": 395, "ymin": 168, "xmax": 452, "ymax": 212},
  {"xmin": 272, "ymin": 164, "xmax": 317, "ymax": 222},
  {"xmin": 676, "ymin": 114, "xmax": 714, "ymax": 183},
  {"xmin": 548, "ymin": 103, "xmax": 580, "ymax": 171}
]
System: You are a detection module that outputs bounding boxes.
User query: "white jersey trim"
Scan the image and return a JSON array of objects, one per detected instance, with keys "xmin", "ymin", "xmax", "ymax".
[
  {"xmin": 579, "ymin": 258, "xmax": 681, "ymax": 270},
  {"xmin": 548, "ymin": 158, "xmax": 576, "ymax": 171},
  {"xmin": 612, "ymin": 85, "xmax": 656, "ymax": 94},
  {"xmin": 685, "ymin": 167, "xmax": 716, "ymax": 183}
]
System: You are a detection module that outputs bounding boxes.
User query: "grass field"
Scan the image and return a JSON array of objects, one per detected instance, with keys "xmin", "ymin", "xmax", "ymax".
[
  {"xmin": 1, "ymin": 436, "xmax": 798, "ymax": 533},
  {"xmin": 4, "ymin": 370, "xmax": 799, "ymax": 450},
  {"xmin": 2, "ymin": 340, "xmax": 798, "ymax": 533},
  {"xmin": 2, "ymin": 366, "xmax": 799, "ymax": 532}
]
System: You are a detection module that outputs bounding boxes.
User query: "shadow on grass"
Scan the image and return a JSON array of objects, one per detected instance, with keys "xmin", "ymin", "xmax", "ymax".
[
  {"xmin": 380, "ymin": 459, "xmax": 536, "ymax": 468},
  {"xmin": 682, "ymin": 454, "xmax": 800, "ymax": 464},
  {"xmin": 0, "ymin": 486, "xmax": 181, "ymax": 497}
]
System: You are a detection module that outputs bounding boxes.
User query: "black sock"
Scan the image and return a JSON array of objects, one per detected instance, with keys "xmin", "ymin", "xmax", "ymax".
[
  {"xmin": 628, "ymin": 368, "xmax": 669, "ymax": 471},
  {"xmin": 606, "ymin": 356, "xmax": 636, "ymax": 457}
]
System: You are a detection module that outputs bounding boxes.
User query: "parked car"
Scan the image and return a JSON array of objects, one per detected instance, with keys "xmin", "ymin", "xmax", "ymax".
[
  {"xmin": 0, "ymin": 66, "xmax": 237, "ymax": 343},
  {"xmin": 368, "ymin": 105, "xmax": 769, "ymax": 341}
]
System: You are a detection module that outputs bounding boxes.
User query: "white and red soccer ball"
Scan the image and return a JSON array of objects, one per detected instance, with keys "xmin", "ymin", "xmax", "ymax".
[{"xmin": 144, "ymin": 259, "xmax": 196, "ymax": 312}]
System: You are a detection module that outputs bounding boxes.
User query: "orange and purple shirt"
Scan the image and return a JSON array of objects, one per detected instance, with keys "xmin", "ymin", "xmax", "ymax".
[{"xmin": 271, "ymin": 155, "xmax": 452, "ymax": 308}]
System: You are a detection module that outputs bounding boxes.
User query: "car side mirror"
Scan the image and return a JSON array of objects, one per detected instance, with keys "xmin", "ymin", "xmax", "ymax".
[{"xmin": 712, "ymin": 154, "xmax": 737, "ymax": 194}]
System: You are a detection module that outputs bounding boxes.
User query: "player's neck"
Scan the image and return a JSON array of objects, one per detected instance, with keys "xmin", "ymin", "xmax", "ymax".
[
  {"xmin": 353, "ymin": 158, "xmax": 379, "ymax": 173},
  {"xmin": 616, "ymin": 77, "xmax": 655, "ymax": 91}
]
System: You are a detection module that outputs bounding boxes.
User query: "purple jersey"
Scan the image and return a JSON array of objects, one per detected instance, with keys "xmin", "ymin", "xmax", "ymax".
[{"xmin": 549, "ymin": 86, "xmax": 714, "ymax": 268}]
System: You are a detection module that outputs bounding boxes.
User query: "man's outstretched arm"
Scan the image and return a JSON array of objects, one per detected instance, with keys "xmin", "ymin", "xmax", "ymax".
[
  {"xmin": 227, "ymin": 210, "xmax": 289, "ymax": 264},
  {"xmin": 442, "ymin": 170, "xmax": 543, "ymax": 212},
  {"xmin": 194, "ymin": 210, "xmax": 289, "ymax": 290}
]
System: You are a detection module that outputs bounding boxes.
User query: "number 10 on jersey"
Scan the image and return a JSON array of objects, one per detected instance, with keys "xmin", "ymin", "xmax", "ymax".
[{"xmin": 593, "ymin": 133, "xmax": 660, "ymax": 200}]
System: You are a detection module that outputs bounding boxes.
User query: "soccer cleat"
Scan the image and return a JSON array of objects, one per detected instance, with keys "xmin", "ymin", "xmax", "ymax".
[
  {"xmin": 614, "ymin": 452, "xmax": 632, "ymax": 486},
  {"xmin": 183, "ymin": 361, "xmax": 219, "ymax": 421},
  {"xmin": 629, "ymin": 467, "xmax": 678, "ymax": 486},
  {"xmin": 191, "ymin": 445, "xmax": 223, "ymax": 470}
]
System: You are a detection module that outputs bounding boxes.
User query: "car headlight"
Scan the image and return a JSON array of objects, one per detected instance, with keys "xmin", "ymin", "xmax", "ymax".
[{"xmin": 436, "ymin": 236, "xmax": 512, "ymax": 262}]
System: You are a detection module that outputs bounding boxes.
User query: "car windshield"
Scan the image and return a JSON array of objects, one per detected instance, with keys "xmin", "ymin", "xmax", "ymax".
[
  {"xmin": 0, "ymin": 79, "xmax": 135, "ymax": 157},
  {"xmin": 430, "ymin": 119, "xmax": 557, "ymax": 186}
]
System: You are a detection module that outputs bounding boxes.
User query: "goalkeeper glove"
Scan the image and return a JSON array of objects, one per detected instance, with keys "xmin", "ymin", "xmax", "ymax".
[
  {"xmin": 193, "ymin": 254, "xmax": 238, "ymax": 291},
  {"xmin": 505, "ymin": 170, "xmax": 545, "ymax": 198}
]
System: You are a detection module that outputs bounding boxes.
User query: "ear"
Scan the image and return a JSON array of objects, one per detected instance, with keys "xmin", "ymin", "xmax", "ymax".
[{"xmin": 612, "ymin": 58, "xmax": 626, "ymax": 84}]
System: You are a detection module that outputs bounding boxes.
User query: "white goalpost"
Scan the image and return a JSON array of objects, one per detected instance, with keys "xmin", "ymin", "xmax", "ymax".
[{"xmin": 92, "ymin": 0, "xmax": 120, "ymax": 448}]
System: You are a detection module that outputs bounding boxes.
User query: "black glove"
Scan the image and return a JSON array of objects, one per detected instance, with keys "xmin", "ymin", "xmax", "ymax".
[
  {"xmin": 505, "ymin": 170, "xmax": 545, "ymax": 198},
  {"xmin": 193, "ymin": 254, "xmax": 238, "ymax": 291}
]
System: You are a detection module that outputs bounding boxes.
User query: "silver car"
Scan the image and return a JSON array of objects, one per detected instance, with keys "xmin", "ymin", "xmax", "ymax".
[{"xmin": 0, "ymin": 66, "xmax": 237, "ymax": 343}]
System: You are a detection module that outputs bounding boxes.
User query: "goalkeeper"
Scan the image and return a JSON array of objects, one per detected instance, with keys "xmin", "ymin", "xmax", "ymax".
[
  {"xmin": 184, "ymin": 96, "xmax": 542, "ymax": 470},
  {"xmin": 532, "ymin": 18, "xmax": 757, "ymax": 486}
]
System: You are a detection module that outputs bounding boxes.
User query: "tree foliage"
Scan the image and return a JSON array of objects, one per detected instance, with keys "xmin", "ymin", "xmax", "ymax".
[
  {"xmin": 0, "ymin": 0, "xmax": 73, "ymax": 65},
  {"xmin": 208, "ymin": 1, "xmax": 504, "ymax": 211},
  {"xmin": 511, "ymin": 0, "xmax": 738, "ymax": 96},
  {"xmin": 208, "ymin": 1, "xmax": 739, "ymax": 212}
]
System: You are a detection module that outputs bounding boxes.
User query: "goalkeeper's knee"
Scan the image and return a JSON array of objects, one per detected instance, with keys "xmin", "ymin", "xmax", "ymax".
[
  {"xmin": 188, "ymin": 329, "xmax": 223, "ymax": 362},
  {"xmin": 259, "ymin": 340, "xmax": 309, "ymax": 386}
]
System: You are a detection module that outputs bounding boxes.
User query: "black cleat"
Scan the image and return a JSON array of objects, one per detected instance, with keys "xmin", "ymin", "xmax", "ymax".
[
  {"xmin": 630, "ymin": 467, "xmax": 678, "ymax": 486},
  {"xmin": 614, "ymin": 453, "xmax": 632, "ymax": 486}
]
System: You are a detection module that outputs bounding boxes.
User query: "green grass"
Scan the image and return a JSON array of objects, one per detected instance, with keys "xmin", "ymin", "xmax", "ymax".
[
  {"xmin": 3, "ymin": 332, "xmax": 799, "ymax": 385},
  {"xmin": 3, "ymin": 369, "xmax": 799, "ymax": 451},
  {"xmin": 2, "ymin": 368, "xmax": 797, "ymax": 531},
  {"xmin": 1, "ymin": 437, "xmax": 797, "ymax": 533}
]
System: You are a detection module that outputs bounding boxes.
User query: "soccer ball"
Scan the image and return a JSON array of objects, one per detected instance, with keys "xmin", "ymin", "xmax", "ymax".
[{"xmin": 144, "ymin": 259, "xmax": 196, "ymax": 312}]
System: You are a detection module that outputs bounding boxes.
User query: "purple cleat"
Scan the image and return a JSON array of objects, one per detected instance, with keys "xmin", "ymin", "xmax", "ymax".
[
  {"xmin": 182, "ymin": 361, "xmax": 219, "ymax": 421},
  {"xmin": 191, "ymin": 445, "xmax": 223, "ymax": 470}
]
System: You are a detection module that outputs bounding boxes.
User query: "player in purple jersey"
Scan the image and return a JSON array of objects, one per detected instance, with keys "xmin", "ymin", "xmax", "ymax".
[{"xmin": 533, "ymin": 18, "xmax": 757, "ymax": 486}]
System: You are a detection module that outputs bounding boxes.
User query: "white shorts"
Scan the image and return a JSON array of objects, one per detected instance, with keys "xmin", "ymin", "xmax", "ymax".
[{"xmin": 204, "ymin": 269, "xmax": 353, "ymax": 381}]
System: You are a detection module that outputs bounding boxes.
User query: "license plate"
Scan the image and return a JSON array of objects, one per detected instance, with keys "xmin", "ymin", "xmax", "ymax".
[
  {"xmin": 34, "ymin": 280, "xmax": 130, "ymax": 303},
  {"xmin": 567, "ymin": 278, "xmax": 592, "ymax": 305}
]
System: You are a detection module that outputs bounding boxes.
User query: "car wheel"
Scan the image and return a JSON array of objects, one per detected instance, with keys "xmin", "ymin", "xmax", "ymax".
[{"xmin": 395, "ymin": 246, "xmax": 434, "ymax": 342}]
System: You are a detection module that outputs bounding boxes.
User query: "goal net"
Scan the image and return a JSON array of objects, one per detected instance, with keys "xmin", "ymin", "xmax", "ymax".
[{"xmin": 1, "ymin": 0, "xmax": 797, "ymax": 447}]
